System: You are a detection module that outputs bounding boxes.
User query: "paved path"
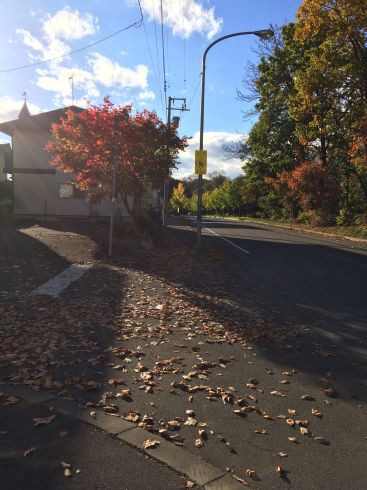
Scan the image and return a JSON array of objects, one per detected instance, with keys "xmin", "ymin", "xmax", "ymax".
[{"xmin": 1, "ymin": 219, "xmax": 367, "ymax": 489}]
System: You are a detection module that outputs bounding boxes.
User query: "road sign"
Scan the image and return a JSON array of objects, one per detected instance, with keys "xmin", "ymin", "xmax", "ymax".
[{"xmin": 195, "ymin": 150, "xmax": 207, "ymax": 175}]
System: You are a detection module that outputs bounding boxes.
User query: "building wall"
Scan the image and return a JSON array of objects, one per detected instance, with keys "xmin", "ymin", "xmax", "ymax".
[
  {"xmin": 0, "ymin": 151, "xmax": 6, "ymax": 182},
  {"xmin": 12, "ymin": 127, "xmax": 131, "ymax": 218}
]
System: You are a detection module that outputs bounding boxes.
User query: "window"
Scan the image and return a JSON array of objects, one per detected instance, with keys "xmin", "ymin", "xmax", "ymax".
[{"xmin": 58, "ymin": 183, "xmax": 74, "ymax": 199}]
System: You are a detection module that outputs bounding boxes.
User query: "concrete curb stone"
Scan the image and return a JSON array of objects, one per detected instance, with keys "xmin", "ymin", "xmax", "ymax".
[
  {"xmin": 119, "ymin": 427, "xmax": 224, "ymax": 487},
  {"xmin": 4, "ymin": 387, "xmax": 230, "ymax": 489}
]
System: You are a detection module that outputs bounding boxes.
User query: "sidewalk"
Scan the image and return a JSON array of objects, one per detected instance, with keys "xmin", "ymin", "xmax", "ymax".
[{"xmin": 1, "ymin": 219, "xmax": 366, "ymax": 489}]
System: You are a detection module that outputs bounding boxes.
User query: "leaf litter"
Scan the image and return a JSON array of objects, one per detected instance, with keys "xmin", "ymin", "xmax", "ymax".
[{"xmin": 0, "ymin": 237, "xmax": 335, "ymax": 487}]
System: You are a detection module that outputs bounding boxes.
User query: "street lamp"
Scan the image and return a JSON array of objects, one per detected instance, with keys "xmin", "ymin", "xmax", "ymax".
[{"xmin": 196, "ymin": 29, "xmax": 274, "ymax": 246}]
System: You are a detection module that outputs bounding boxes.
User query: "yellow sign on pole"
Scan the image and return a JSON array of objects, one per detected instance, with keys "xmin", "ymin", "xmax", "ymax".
[{"xmin": 195, "ymin": 150, "xmax": 207, "ymax": 175}]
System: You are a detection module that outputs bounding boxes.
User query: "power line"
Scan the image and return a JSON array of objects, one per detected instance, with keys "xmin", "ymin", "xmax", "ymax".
[
  {"xmin": 152, "ymin": 0, "xmax": 163, "ymax": 110},
  {"xmin": 182, "ymin": 1, "xmax": 186, "ymax": 93},
  {"xmin": 188, "ymin": 73, "xmax": 202, "ymax": 109},
  {"xmin": 0, "ymin": 1, "xmax": 143, "ymax": 73},
  {"xmin": 142, "ymin": 15, "xmax": 164, "ymax": 114},
  {"xmin": 165, "ymin": 0, "xmax": 170, "ymax": 93},
  {"xmin": 160, "ymin": 0, "xmax": 168, "ymax": 113}
]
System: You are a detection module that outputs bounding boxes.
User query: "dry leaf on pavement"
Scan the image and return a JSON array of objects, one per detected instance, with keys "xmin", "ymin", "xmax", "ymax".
[
  {"xmin": 33, "ymin": 414, "xmax": 57, "ymax": 427},
  {"xmin": 313, "ymin": 436, "xmax": 330, "ymax": 445},
  {"xmin": 143, "ymin": 439, "xmax": 160, "ymax": 449},
  {"xmin": 24, "ymin": 447, "xmax": 37, "ymax": 457},
  {"xmin": 245, "ymin": 469, "xmax": 260, "ymax": 480},
  {"xmin": 301, "ymin": 395, "xmax": 315, "ymax": 401},
  {"xmin": 288, "ymin": 436, "xmax": 299, "ymax": 443}
]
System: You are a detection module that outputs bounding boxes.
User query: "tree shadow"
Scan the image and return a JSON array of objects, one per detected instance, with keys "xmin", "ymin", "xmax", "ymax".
[{"xmin": 108, "ymin": 216, "xmax": 367, "ymax": 403}]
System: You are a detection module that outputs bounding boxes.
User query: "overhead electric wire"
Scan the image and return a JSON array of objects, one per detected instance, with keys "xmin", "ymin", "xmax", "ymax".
[
  {"xmin": 0, "ymin": 1, "xmax": 143, "ymax": 73},
  {"xmin": 160, "ymin": 0, "xmax": 168, "ymax": 113},
  {"xmin": 142, "ymin": 15, "xmax": 164, "ymax": 115},
  {"xmin": 164, "ymin": 0, "xmax": 170, "ymax": 94},
  {"xmin": 152, "ymin": 0, "xmax": 163, "ymax": 109},
  {"xmin": 188, "ymin": 73, "xmax": 202, "ymax": 109}
]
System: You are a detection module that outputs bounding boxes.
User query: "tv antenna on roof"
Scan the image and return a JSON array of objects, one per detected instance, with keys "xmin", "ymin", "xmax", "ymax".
[
  {"xmin": 21, "ymin": 91, "xmax": 27, "ymax": 102},
  {"xmin": 69, "ymin": 75, "xmax": 75, "ymax": 105}
]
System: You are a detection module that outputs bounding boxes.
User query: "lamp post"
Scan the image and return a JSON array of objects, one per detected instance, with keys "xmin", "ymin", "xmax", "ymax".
[{"xmin": 196, "ymin": 29, "xmax": 274, "ymax": 247}]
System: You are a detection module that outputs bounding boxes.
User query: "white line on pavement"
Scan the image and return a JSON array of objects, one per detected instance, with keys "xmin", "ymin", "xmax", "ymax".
[
  {"xmin": 32, "ymin": 264, "xmax": 92, "ymax": 297},
  {"xmin": 328, "ymin": 254, "xmax": 367, "ymax": 269},
  {"xmin": 203, "ymin": 225, "xmax": 251, "ymax": 255}
]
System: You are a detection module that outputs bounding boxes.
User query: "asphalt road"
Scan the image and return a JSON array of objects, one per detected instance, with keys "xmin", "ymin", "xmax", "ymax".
[
  {"xmin": 195, "ymin": 217, "xmax": 367, "ymax": 314},
  {"xmin": 180, "ymin": 217, "xmax": 367, "ymax": 396}
]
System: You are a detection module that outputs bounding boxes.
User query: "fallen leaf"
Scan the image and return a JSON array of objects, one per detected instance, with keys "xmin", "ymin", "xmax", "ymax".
[
  {"xmin": 288, "ymin": 436, "xmax": 299, "ymax": 443},
  {"xmin": 276, "ymin": 464, "xmax": 286, "ymax": 476},
  {"xmin": 301, "ymin": 395, "xmax": 315, "ymax": 401},
  {"xmin": 245, "ymin": 469, "xmax": 260, "ymax": 481},
  {"xmin": 3, "ymin": 396, "xmax": 21, "ymax": 406},
  {"xmin": 270, "ymin": 390, "xmax": 285, "ymax": 397},
  {"xmin": 90, "ymin": 411, "xmax": 97, "ymax": 419},
  {"xmin": 185, "ymin": 480, "xmax": 195, "ymax": 488},
  {"xmin": 232, "ymin": 474, "xmax": 249, "ymax": 486},
  {"xmin": 184, "ymin": 417, "xmax": 198, "ymax": 426},
  {"xmin": 33, "ymin": 414, "xmax": 57, "ymax": 427},
  {"xmin": 288, "ymin": 409, "xmax": 297, "ymax": 415},
  {"xmin": 286, "ymin": 419, "xmax": 295, "ymax": 427},
  {"xmin": 24, "ymin": 447, "xmax": 37, "ymax": 457},
  {"xmin": 277, "ymin": 452, "xmax": 288, "ymax": 457},
  {"xmin": 313, "ymin": 436, "xmax": 330, "ymax": 445},
  {"xmin": 279, "ymin": 380, "xmax": 290, "ymax": 384},
  {"xmin": 61, "ymin": 461, "xmax": 72, "ymax": 477},
  {"xmin": 300, "ymin": 427, "xmax": 311, "ymax": 436},
  {"xmin": 143, "ymin": 439, "xmax": 160, "ymax": 449},
  {"xmin": 255, "ymin": 429, "xmax": 268, "ymax": 434},
  {"xmin": 321, "ymin": 387, "xmax": 336, "ymax": 397},
  {"xmin": 194, "ymin": 438, "xmax": 203, "ymax": 448},
  {"xmin": 167, "ymin": 420, "xmax": 181, "ymax": 430},
  {"xmin": 312, "ymin": 408, "xmax": 322, "ymax": 418}
]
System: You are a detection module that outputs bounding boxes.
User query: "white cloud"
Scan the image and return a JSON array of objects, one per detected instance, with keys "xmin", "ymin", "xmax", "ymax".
[
  {"xmin": 175, "ymin": 131, "xmax": 244, "ymax": 179},
  {"xmin": 42, "ymin": 7, "xmax": 98, "ymax": 42},
  {"xmin": 139, "ymin": 0, "xmax": 222, "ymax": 39},
  {"xmin": 88, "ymin": 54, "xmax": 148, "ymax": 89},
  {"xmin": 15, "ymin": 28, "xmax": 44, "ymax": 51},
  {"xmin": 16, "ymin": 7, "xmax": 98, "ymax": 61},
  {"xmin": 36, "ymin": 66, "xmax": 100, "ymax": 99},
  {"xmin": 0, "ymin": 96, "xmax": 42, "ymax": 123},
  {"xmin": 137, "ymin": 89, "xmax": 155, "ymax": 101}
]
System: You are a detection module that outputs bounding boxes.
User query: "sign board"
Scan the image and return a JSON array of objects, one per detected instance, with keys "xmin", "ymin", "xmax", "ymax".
[{"xmin": 195, "ymin": 150, "xmax": 207, "ymax": 175}]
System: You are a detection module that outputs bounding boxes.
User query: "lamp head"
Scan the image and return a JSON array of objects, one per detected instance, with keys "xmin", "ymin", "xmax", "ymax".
[{"xmin": 254, "ymin": 29, "xmax": 274, "ymax": 41}]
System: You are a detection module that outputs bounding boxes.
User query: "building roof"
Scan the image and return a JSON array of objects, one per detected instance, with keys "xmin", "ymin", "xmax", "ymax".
[
  {"xmin": 0, "ymin": 105, "xmax": 84, "ymax": 136},
  {"xmin": 18, "ymin": 101, "xmax": 31, "ymax": 119}
]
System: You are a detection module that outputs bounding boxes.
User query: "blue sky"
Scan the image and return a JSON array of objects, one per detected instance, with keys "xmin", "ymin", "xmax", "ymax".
[{"xmin": 0, "ymin": 0, "xmax": 300, "ymax": 178}]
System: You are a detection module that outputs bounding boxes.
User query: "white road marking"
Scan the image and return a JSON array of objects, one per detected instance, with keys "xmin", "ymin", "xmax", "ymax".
[
  {"xmin": 32, "ymin": 264, "xmax": 92, "ymax": 297},
  {"xmin": 328, "ymin": 254, "xmax": 367, "ymax": 269},
  {"xmin": 203, "ymin": 225, "xmax": 251, "ymax": 255}
]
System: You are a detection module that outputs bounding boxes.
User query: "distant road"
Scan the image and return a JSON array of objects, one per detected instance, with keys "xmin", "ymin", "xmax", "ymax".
[{"xmin": 181, "ymin": 216, "xmax": 367, "ymax": 332}]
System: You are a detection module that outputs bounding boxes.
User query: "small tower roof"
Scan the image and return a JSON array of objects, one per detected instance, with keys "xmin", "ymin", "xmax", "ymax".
[{"xmin": 18, "ymin": 101, "xmax": 31, "ymax": 119}]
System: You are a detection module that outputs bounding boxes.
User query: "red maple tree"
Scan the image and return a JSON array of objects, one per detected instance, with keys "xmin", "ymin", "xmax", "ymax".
[{"xmin": 45, "ymin": 98, "xmax": 187, "ymax": 214}]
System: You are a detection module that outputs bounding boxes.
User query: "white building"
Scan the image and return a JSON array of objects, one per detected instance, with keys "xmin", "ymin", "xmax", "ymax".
[{"xmin": 0, "ymin": 103, "xmax": 159, "ymax": 219}]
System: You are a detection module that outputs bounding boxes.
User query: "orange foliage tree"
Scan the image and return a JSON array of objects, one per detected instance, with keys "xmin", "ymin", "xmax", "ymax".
[
  {"xmin": 45, "ymin": 98, "xmax": 187, "ymax": 214},
  {"xmin": 266, "ymin": 162, "xmax": 340, "ymax": 222}
]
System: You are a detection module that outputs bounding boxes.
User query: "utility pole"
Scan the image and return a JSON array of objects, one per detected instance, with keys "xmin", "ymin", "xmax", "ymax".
[
  {"xmin": 162, "ymin": 96, "xmax": 189, "ymax": 226},
  {"xmin": 108, "ymin": 115, "xmax": 120, "ymax": 257}
]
